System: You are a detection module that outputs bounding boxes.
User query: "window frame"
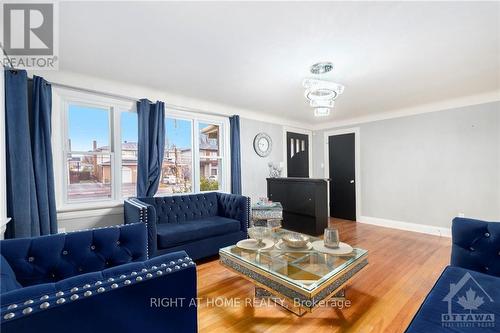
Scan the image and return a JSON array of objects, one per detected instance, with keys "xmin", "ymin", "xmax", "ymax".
[{"xmin": 53, "ymin": 89, "xmax": 230, "ymax": 212}]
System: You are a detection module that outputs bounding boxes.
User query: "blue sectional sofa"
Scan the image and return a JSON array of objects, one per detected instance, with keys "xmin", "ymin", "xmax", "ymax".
[
  {"xmin": 406, "ymin": 217, "xmax": 500, "ymax": 333},
  {"xmin": 0, "ymin": 223, "xmax": 197, "ymax": 333},
  {"xmin": 124, "ymin": 192, "xmax": 250, "ymax": 259}
]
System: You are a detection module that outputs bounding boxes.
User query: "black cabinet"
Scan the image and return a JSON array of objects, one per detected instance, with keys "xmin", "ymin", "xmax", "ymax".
[{"xmin": 267, "ymin": 178, "xmax": 328, "ymax": 236}]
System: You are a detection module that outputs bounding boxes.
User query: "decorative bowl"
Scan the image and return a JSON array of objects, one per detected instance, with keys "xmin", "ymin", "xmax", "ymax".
[
  {"xmin": 282, "ymin": 233, "xmax": 310, "ymax": 249},
  {"xmin": 247, "ymin": 227, "xmax": 272, "ymax": 247}
]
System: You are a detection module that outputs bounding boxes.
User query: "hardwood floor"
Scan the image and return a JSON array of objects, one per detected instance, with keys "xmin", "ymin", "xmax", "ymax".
[{"xmin": 196, "ymin": 219, "xmax": 451, "ymax": 333}]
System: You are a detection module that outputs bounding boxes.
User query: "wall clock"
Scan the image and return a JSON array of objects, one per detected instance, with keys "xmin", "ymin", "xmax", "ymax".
[{"xmin": 254, "ymin": 133, "xmax": 272, "ymax": 157}]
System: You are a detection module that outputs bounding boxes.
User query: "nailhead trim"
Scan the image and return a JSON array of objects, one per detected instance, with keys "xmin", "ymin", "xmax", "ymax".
[
  {"xmin": 1, "ymin": 259, "xmax": 196, "ymax": 321},
  {"xmin": 3, "ymin": 313, "xmax": 15, "ymax": 320}
]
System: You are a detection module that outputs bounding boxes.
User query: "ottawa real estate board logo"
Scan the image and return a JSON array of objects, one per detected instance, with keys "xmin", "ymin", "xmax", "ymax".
[
  {"xmin": 1, "ymin": 2, "xmax": 58, "ymax": 69},
  {"xmin": 442, "ymin": 272, "xmax": 495, "ymax": 329}
]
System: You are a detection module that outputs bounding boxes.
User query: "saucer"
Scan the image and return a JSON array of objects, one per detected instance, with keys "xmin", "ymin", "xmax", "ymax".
[
  {"xmin": 311, "ymin": 240, "xmax": 353, "ymax": 255},
  {"xmin": 236, "ymin": 238, "xmax": 274, "ymax": 251}
]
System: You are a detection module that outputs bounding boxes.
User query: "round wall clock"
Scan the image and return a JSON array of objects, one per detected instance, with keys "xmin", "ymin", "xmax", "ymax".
[{"xmin": 253, "ymin": 133, "xmax": 272, "ymax": 157}]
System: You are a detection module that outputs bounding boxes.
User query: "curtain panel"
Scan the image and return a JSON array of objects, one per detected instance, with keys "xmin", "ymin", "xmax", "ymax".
[
  {"xmin": 4, "ymin": 69, "xmax": 57, "ymax": 238},
  {"xmin": 229, "ymin": 115, "xmax": 242, "ymax": 195},
  {"xmin": 137, "ymin": 99, "xmax": 165, "ymax": 197}
]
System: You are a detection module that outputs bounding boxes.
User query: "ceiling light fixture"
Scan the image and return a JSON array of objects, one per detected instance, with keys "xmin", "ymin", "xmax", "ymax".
[
  {"xmin": 314, "ymin": 107, "xmax": 331, "ymax": 117},
  {"xmin": 310, "ymin": 62, "xmax": 334, "ymax": 74},
  {"xmin": 303, "ymin": 62, "xmax": 344, "ymax": 117}
]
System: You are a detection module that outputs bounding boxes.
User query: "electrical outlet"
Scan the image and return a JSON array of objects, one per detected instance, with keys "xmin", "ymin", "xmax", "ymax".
[{"xmin": 458, "ymin": 212, "xmax": 465, "ymax": 218}]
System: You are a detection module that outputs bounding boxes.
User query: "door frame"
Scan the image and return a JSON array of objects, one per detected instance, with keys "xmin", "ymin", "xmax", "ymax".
[
  {"xmin": 323, "ymin": 127, "xmax": 361, "ymax": 221},
  {"xmin": 282, "ymin": 127, "xmax": 313, "ymax": 178}
]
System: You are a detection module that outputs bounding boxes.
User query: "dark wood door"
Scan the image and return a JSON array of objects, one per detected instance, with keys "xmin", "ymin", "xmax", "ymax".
[
  {"xmin": 328, "ymin": 133, "xmax": 356, "ymax": 220},
  {"xmin": 287, "ymin": 132, "xmax": 309, "ymax": 177}
]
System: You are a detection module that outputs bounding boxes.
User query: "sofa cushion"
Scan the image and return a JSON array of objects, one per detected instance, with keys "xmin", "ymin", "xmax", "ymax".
[
  {"xmin": 1, "ymin": 255, "xmax": 22, "ymax": 293},
  {"xmin": 405, "ymin": 265, "xmax": 500, "ymax": 333},
  {"xmin": 156, "ymin": 217, "xmax": 241, "ymax": 249}
]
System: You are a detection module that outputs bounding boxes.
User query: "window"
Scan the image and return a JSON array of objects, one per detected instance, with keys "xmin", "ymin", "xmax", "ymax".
[
  {"xmin": 157, "ymin": 116, "xmax": 228, "ymax": 195},
  {"xmin": 59, "ymin": 92, "xmax": 136, "ymax": 207},
  {"xmin": 57, "ymin": 90, "xmax": 228, "ymax": 208}
]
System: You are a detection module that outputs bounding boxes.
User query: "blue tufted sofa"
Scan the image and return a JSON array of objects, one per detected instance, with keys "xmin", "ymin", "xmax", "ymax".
[
  {"xmin": 406, "ymin": 217, "xmax": 500, "ymax": 333},
  {"xmin": 124, "ymin": 192, "xmax": 250, "ymax": 259},
  {"xmin": 0, "ymin": 223, "xmax": 197, "ymax": 333}
]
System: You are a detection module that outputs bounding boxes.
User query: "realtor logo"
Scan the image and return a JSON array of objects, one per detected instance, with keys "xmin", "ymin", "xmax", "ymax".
[
  {"xmin": 441, "ymin": 272, "xmax": 495, "ymax": 329},
  {"xmin": 1, "ymin": 2, "xmax": 58, "ymax": 69}
]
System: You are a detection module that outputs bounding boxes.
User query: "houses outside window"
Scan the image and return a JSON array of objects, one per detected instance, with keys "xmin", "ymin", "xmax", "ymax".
[
  {"xmin": 156, "ymin": 118, "xmax": 228, "ymax": 195},
  {"xmin": 55, "ymin": 89, "xmax": 229, "ymax": 209}
]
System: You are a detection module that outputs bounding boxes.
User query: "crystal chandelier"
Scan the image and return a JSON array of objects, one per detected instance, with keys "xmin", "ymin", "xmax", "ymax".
[{"xmin": 302, "ymin": 62, "xmax": 344, "ymax": 116}]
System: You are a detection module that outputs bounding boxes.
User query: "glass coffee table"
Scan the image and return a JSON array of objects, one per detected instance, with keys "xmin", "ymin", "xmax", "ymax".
[{"xmin": 219, "ymin": 229, "xmax": 368, "ymax": 316}]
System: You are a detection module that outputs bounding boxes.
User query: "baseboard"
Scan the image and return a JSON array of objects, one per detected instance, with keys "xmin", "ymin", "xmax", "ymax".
[{"xmin": 358, "ymin": 216, "xmax": 451, "ymax": 237}]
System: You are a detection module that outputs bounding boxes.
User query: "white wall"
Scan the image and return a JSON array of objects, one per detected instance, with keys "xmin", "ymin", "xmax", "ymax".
[
  {"xmin": 314, "ymin": 101, "xmax": 500, "ymax": 231},
  {"xmin": 240, "ymin": 117, "xmax": 284, "ymax": 202}
]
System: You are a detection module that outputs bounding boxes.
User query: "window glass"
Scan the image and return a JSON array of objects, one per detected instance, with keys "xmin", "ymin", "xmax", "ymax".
[
  {"xmin": 199, "ymin": 123, "xmax": 221, "ymax": 191},
  {"xmin": 68, "ymin": 105, "xmax": 109, "ymax": 152},
  {"xmin": 199, "ymin": 123, "xmax": 220, "ymax": 157},
  {"xmin": 199, "ymin": 158, "xmax": 221, "ymax": 191},
  {"xmin": 67, "ymin": 153, "xmax": 112, "ymax": 201},
  {"xmin": 67, "ymin": 104, "xmax": 112, "ymax": 202},
  {"xmin": 157, "ymin": 118, "xmax": 193, "ymax": 195}
]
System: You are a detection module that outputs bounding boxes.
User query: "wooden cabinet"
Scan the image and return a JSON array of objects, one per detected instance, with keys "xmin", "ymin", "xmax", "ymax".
[{"xmin": 267, "ymin": 178, "xmax": 328, "ymax": 235}]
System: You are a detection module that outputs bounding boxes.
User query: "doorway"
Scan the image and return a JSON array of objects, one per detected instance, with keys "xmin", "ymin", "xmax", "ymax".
[
  {"xmin": 325, "ymin": 128, "xmax": 360, "ymax": 221},
  {"xmin": 286, "ymin": 131, "xmax": 309, "ymax": 177}
]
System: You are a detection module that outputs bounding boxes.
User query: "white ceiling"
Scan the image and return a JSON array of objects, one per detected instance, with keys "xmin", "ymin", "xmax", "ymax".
[{"xmin": 59, "ymin": 1, "xmax": 500, "ymax": 124}]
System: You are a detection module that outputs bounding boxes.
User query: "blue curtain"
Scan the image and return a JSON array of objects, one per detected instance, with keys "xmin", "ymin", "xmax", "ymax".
[
  {"xmin": 30, "ymin": 76, "xmax": 57, "ymax": 235},
  {"xmin": 4, "ymin": 70, "xmax": 57, "ymax": 238},
  {"xmin": 229, "ymin": 115, "xmax": 242, "ymax": 195},
  {"xmin": 137, "ymin": 99, "xmax": 165, "ymax": 197}
]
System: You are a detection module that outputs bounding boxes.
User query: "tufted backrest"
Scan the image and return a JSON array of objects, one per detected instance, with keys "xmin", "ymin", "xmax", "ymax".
[
  {"xmin": 216, "ymin": 192, "xmax": 249, "ymax": 230},
  {"xmin": 138, "ymin": 193, "xmax": 219, "ymax": 224},
  {"xmin": 0, "ymin": 223, "xmax": 148, "ymax": 287},
  {"xmin": 451, "ymin": 217, "xmax": 500, "ymax": 277}
]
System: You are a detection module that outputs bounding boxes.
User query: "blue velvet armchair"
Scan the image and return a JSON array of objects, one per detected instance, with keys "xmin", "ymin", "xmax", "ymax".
[
  {"xmin": 0, "ymin": 223, "xmax": 197, "ymax": 333},
  {"xmin": 124, "ymin": 192, "xmax": 250, "ymax": 259},
  {"xmin": 406, "ymin": 217, "xmax": 500, "ymax": 332}
]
